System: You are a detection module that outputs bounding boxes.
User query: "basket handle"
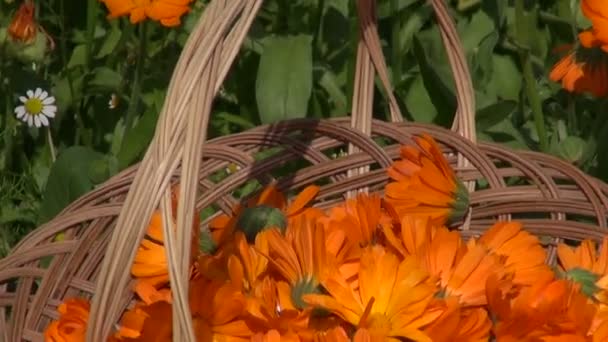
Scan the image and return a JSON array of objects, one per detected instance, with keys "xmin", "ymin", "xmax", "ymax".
[
  {"xmin": 348, "ymin": 0, "xmax": 476, "ymax": 206},
  {"xmin": 350, "ymin": 0, "xmax": 477, "ymax": 142}
]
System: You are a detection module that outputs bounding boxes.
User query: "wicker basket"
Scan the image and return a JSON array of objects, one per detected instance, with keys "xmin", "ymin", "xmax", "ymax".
[{"xmin": 2, "ymin": 0, "xmax": 608, "ymax": 340}]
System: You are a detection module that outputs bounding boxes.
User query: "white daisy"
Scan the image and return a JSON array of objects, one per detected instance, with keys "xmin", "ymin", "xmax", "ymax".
[{"xmin": 14, "ymin": 88, "xmax": 57, "ymax": 128}]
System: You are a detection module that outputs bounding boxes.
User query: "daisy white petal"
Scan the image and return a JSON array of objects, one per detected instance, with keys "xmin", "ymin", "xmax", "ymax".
[
  {"xmin": 19, "ymin": 96, "xmax": 28, "ymax": 103},
  {"xmin": 34, "ymin": 116, "xmax": 41, "ymax": 127},
  {"xmin": 42, "ymin": 105, "xmax": 57, "ymax": 117},
  {"xmin": 15, "ymin": 106, "xmax": 26, "ymax": 119},
  {"xmin": 27, "ymin": 115, "xmax": 33, "ymax": 127},
  {"xmin": 26, "ymin": 89, "xmax": 34, "ymax": 98},
  {"xmin": 42, "ymin": 96, "xmax": 55, "ymax": 105},
  {"xmin": 39, "ymin": 115, "xmax": 49, "ymax": 127},
  {"xmin": 40, "ymin": 90, "xmax": 48, "ymax": 100},
  {"xmin": 34, "ymin": 88, "xmax": 42, "ymax": 97}
]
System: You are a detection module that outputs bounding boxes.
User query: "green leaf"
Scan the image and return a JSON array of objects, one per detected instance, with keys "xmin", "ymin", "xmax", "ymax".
[
  {"xmin": 89, "ymin": 67, "xmax": 122, "ymax": 90},
  {"xmin": 558, "ymin": 136, "xmax": 586, "ymax": 164},
  {"xmin": 117, "ymin": 109, "xmax": 158, "ymax": 170},
  {"xmin": 476, "ymin": 100, "xmax": 517, "ymax": 131},
  {"xmin": 67, "ymin": 45, "xmax": 87, "ymax": 69},
  {"xmin": 398, "ymin": 8, "xmax": 432, "ymax": 54},
  {"xmin": 378, "ymin": 0, "xmax": 421, "ymax": 18},
  {"xmin": 216, "ymin": 112, "xmax": 256, "ymax": 129},
  {"xmin": 256, "ymin": 35, "xmax": 313, "ymax": 124},
  {"xmin": 96, "ymin": 25, "xmax": 122, "ymax": 59},
  {"xmin": 38, "ymin": 146, "xmax": 106, "ymax": 224},
  {"xmin": 412, "ymin": 35, "xmax": 456, "ymax": 125},
  {"xmin": 487, "ymin": 54, "xmax": 522, "ymax": 101},
  {"xmin": 403, "ymin": 75, "xmax": 437, "ymax": 123},
  {"xmin": 318, "ymin": 70, "xmax": 347, "ymax": 114}
]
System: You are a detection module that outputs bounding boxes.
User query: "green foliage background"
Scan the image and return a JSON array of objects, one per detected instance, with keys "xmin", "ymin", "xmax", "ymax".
[{"xmin": 0, "ymin": 0, "xmax": 605, "ymax": 257}]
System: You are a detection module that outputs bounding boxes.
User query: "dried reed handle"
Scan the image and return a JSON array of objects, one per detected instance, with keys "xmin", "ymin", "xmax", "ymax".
[
  {"xmin": 351, "ymin": 0, "xmax": 476, "ymax": 143},
  {"xmin": 429, "ymin": 0, "xmax": 477, "ymax": 143}
]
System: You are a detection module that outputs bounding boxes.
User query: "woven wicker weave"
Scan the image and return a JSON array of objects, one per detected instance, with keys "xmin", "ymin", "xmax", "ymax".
[{"xmin": 2, "ymin": 0, "xmax": 608, "ymax": 341}]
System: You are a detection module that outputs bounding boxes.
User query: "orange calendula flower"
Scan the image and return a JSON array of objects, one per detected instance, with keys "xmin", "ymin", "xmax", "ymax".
[
  {"xmin": 423, "ymin": 297, "xmax": 491, "ymax": 342},
  {"xmin": 392, "ymin": 216, "xmax": 508, "ymax": 307},
  {"xmin": 210, "ymin": 184, "xmax": 321, "ymax": 245},
  {"xmin": 384, "ymin": 134, "xmax": 469, "ymax": 226},
  {"xmin": 487, "ymin": 276, "xmax": 596, "ymax": 341},
  {"xmin": 245, "ymin": 276, "xmax": 310, "ymax": 337},
  {"xmin": 99, "ymin": 0, "xmax": 194, "ymax": 27},
  {"xmin": 549, "ymin": 44, "xmax": 608, "ymax": 97},
  {"xmin": 557, "ymin": 237, "xmax": 608, "ymax": 337},
  {"xmin": 44, "ymin": 298, "xmax": 90, "ymax": 342},
  {"xmin": 263, "ymin": 212, "xmax": 341, "ymax": 310},
  {"xmin": 8, "ymin": 1, "xmax": 38, "ymax": 43},
  {"xmin": 582, "ymin": 0, "xmax": 608, "ymax": 46},
  {"xmin": 304, "ymin": 245, "xmax": 440, "ymax": 342},
  {"xmin": 130, "ymin": 187, "xmax": 200, "ymax": 304},
  {"xmin": 475, "ymin": 221, "xmax": 554, "ymax": 288}
]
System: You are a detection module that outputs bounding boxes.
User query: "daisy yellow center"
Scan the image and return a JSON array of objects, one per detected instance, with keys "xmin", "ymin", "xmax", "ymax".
[{"xmin": 25, "ymin": 98, "xmax": 43, "ymax": 115}]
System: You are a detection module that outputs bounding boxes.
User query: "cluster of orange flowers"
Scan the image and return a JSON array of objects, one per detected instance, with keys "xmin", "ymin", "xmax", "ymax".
[
  {"xmin": 44, "ymin": 134, "xmax": 608, "ymax": 341},
  {"xmin": 550, "ymin": 0, "xmax": 608, "ymax": 97}
]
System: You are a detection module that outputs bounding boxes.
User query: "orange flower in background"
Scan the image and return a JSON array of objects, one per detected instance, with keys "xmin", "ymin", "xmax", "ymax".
[
  {"xmin": 582, "ymin": 0, "xmax": 608, "ymax": 46},
  {"xmin": 475, "ymin": 221, "xmax": 554, "ymax": 288},
  {"xmin": 44, "ymin": 298, "xmax": 90, "ymax": 342},
  {"xmin": 549, "ymin": 46, "xmax": 608, "ymax": 97},
  {"xmin": 385, "ymin": 134, "xmax": 469, "ymax": 226},
  {"xmin": 487, "ymin": 276, "xmax": 596, "ymax": 341},
  {"xmin": 304, "ymin": 246, "xmax": 440, "ymax": 341},
  {"xmin": 8, "ymin": 1, "xmax": 38, "ymax": 43},
  {"xmin": 99, "ymin": 0, "xmax": 194, "ymax": 27}
]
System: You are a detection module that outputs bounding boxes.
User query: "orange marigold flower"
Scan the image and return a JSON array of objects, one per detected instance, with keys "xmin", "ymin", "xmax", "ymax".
[
  {"xmin": 422, "ymin": 297, "xmax": 491, "ymax": 342},
  {"xmin": 582, "ymin": 0, "xmax": 608, "ymax": 46},
  {"xmin": 304, "ymin": 245, "xmax": 441, "ymax": 342},
  {"xmin": 390, "ymin": 216, "xmax": 508, "ymax": 307},
  {"xmin": 557, "ymin": 237, "xmax": 608, "ymax": 336},
  {"xmin": 264, "ymin": 214, "xmax": 339, "ymax": 310},
  {"xmin": 210, "ymin": 184, "xmax": 321, "ymax": 246},
  {"xmin": 8, "ymin": 1, "xmax": 38, "ymax": 43},
  {"xmin": 549, "ymin": 44, "xmax": 608, "ymax": 97},
  {"xmin": 384, "ymin": 134, "xmax": 469, "ymax": 226},
  {"xmin": 44, "ymin": 298, "xmax": 90, "ymax": 342},
  {"xmin": 475, "ymin": 221, "xmax": 554, "ymax": 288},
  {"xmin": 245, "ymin": 276, "xmax": 311, "ymax": 336},
  {"xmin": 99, "ymin": 0, "xmax": 194, "ymax": 27},
  {"xmin": 130, "ymin": 187, "xmax": 200, "ymax": 304},
  {"xmin": 487, "ymin": 275, "xmax": 596, "ymax": 341}
]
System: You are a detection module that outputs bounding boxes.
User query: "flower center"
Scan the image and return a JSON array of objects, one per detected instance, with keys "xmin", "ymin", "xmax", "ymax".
[
  {"xmin": 25, "ymin": 98, "xmax": 43, "ymax": 115},
  {"xmin": 563, "ymin": 267, "xmax": 600, "ymax": 297},
  {"xmin": 365, "ymin": 313, "xmax": 391, "ymax": 335},
  {"xmin": 236, "ymin": 205, "xmax": 287, "ymax": 243},
  {"xmin": 291, "ymin": 277, "xmax": 320, "ymax": 310}
]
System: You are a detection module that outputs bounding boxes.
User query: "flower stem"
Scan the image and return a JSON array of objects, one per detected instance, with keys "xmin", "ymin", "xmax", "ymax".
[
  {"xmin": 121, "ymin": 22, "xmax": 148, "ymax": 147},
  {"xmin": 46, "ymin": 127, "xmax": 56, "ymax": 162},
  {"xmin": 515, "ymin": 0, "xmax": 548, "ymax": 152}
]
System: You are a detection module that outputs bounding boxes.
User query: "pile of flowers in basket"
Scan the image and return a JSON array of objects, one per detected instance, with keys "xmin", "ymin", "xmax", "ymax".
[{"xmin": 44, "ymin": 134, "xmax": 608, "ymax": 341}]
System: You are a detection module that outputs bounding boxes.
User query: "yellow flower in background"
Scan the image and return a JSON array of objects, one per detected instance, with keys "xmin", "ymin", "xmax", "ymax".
[{"xmin": 100, "ymin": 0, "xmax": 194, "ymax": 27}]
